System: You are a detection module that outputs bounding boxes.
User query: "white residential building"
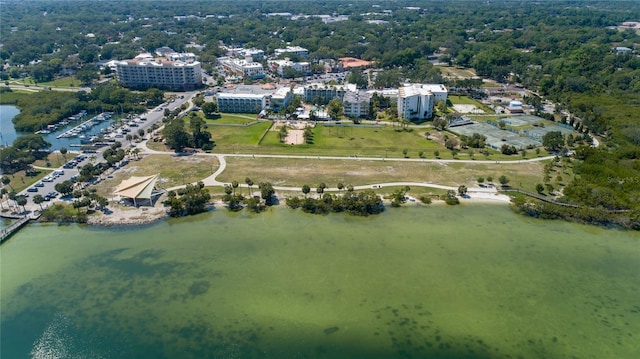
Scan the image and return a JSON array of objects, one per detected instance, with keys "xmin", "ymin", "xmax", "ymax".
[
  {"xmin": 303, "ymin": 83, "xmax": 356, "ymax": 105},
  {"xmin": 343, "ymin": 91, "xmax": 372, "ymax": 118},
  {"xmin": 274, "ymin": 46, "xmax": 309, "ymax": 58},
  {"xmin": 216, "ymin": 93, "xmax": 268, "ymax": 113},
  {"xmin": 219, "ymin": 57, "xmax": 265, "ymax": 79},
  {"xmin": 216, "ymin": 85, "xmax": 292, "ymax": 113},
  {"xmin": 115, "ymin": 53, "xmax": 202, "ymax": 90},
  {"xmin": 269, "ymin": 59, "xmax": 310, "ymax": 76},
  {"xmin": 397, "ymin": 84, "xmax": 447, "ymax": 120},
  {"xmin": 239, "ymin": 48, "xmax": 265, "ymax": 60},
  {"xmin": 165, "ymin": 52, "xmax": 197, "ymax": 62}
]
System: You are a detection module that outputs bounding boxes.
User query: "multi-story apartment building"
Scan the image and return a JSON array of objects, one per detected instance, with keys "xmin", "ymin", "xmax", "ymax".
[
  {"xmin": 269, "ymin": 59, "xmax": 311, "ymax": 76},
  {"xmin": 219, "ymin": 57, "xmax": 265, "ymax": 79},
  {"xmin": 303, "ymin": 84, "xmax": 356, "ymax": 105},
  {"xmin": 397, "ymin": 84, "xmax": 447, "ymax": 120},
  {"xmin": 342, "ymin": 91, "xmax": 372, "ymax": 118},
  {"xmin": 115, "ymin": 53, "xmax": 202, "ymax": 90},
  {"xmin": 216, "ymin": 93, "xmax": 268, "ymax": 113},
  {"xmin": 215, "ymin": 85, "xmax": 292, "ymax": 113},
  {"xmin": 274, "ymin": 46, "xmax": 309, "ymax": 58}
]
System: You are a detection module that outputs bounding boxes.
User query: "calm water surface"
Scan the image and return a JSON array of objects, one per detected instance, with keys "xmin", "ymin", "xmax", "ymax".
[
  {"xmin": 1, "ymin": 205, "xmax": 638, "ymax": 359},
  {"xmin": 0, "ymin": 104, "xmax": 20, "ymax": 147},
  {"xmin": 0, "ymin": 104, "xmax": 115, "ymax": 150}
]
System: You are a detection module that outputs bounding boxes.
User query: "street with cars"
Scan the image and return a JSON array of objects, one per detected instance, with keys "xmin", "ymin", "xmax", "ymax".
[{"xmin": 9, "ymin": 93, "xmax": 195, "ymax": 213}]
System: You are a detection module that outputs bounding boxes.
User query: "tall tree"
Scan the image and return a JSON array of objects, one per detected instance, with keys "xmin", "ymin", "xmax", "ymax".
[
  {"xmin": 302, "ymin": 184, "xmax": 311, "ymax": 197},
  {"xmin": 245, "ymin": 177, "xmax": 254, "ymax": 196},
  {"xmin": 59, "ymin": 147, "xmax": 68, "ymax": 162},
  {"xmin": 327, "ymin": 99, "xmax": 343, "ymax": 121},
  {"xmin": 163, "ymin": 118, "xmax": 190, "ymax": 151},
  {"xmin": 1, "ymin": 176, "xmax": 13, "ymax": 191}
]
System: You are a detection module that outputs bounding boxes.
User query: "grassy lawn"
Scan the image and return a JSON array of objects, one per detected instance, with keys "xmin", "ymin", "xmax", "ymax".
[
  {"xmin": 437, "ymin": 66, "xmax": 478, "ymax": 78},
  {"xmin": 448, "ymin": 95, "xmax": 484, "ymax": 106},
  {"xmin": 209, "ymin": 122, "xmax": 272, "ymax": 152},
  {"xmin": 8, "ymin": 76, "xmax": 78, "ymax": 88},
  {"xmin": 448, "ymin": 95, "xmax": 494, "ymax": 113},
  {"xmin": 206, "ymin": 113, "xmax": 260, "ymax": 125},
  {"xmin": 147, "ymin": 122, "xmax": 547, "ymax": 162},
  {"xmin": 90, "ymin": 154, "xmax": 219, "ymax": 198},
  {"xmin": 216, "ymin": 157, "xmax": 546, "ymax": 191},
  {"xmin": 1, "ymin": 168, "xmax": 52, "ymax": 194},
  {"xmin": 257, "ymin": 125, "xmax": 442, "ymax": 157}
]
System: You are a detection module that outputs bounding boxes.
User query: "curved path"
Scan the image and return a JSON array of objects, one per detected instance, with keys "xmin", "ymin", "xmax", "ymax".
[{"xmin": 138, "ymin": 139, "xmax": 516, "ymax": 201}]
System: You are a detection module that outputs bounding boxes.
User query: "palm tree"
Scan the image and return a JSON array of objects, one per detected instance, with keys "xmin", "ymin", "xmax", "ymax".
[
  {"xmin": 316, "ymin": 183, "xmax": 327, "ymax": 198},
  {"xmin": 8, "ymin": 192, "xmax": 17, "ymax": 211},
  {"xmin": 60, "ymin": 147, "xmax": 68, "ymax": 163},
  {"xmin": 231, "ymin": 180, "xmax": 239, "ymax": 195},
  {"xmin": 1, "ymin": 176, "xmax": 13, "ymax": 191},
  {"xmin": 245, "ymin": 177, "xmax": 254, "ymax": 196},
  {"xmin": 131, "ymin": 148, "xmax": 141, "ymax": 160},
  {"xmin": 302, "ymin": 184, "xmax": 310, "ymax": 197},
  {"xmin": 33, "ymin": 194, "xmax": 45, "ymax": 210},
  {"xmin": 0, "ymin": 188, "xmax": 7, "ymax": 210},
  {"xmin": 337, "ymin": 183, "xmax": 344, "ymax": 193},
  {"xmin": 126, "ymin": 134, "xmax": 133, "ymax": 144},
  {"xmin": 16, "ymin": 196, "xmax": 27, "ymax": 213}
]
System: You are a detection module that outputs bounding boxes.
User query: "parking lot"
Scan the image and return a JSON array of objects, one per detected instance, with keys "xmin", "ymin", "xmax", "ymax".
[{"xmin": 5, "ymin": 93, "xmax": 196, "ymax": 215}]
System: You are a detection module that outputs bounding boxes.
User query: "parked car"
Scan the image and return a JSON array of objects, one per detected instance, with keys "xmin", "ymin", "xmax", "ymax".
[
  {"xmin": 35, "ymin": 182, "xmax": 45, "ymax": 187},
  {"xmin": 42, "ymin": 176, "xmax": 53, "ymax": 182},
  {"xmin": 27, "ymin": 187, "xmax": 38, "ymax": 192}
]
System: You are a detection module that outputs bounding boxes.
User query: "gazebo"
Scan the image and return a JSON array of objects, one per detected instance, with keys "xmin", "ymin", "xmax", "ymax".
[{"xmin": 113, "ymin": 174, "xmax": 161, "ymax": 206}]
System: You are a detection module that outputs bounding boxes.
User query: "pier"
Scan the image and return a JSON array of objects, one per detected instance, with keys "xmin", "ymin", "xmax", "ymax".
[
  {"xmin": 56, "ymin": 113, "xmax": 111, "ymax": 139},
  {"xmin": 0, "ymin": 216, "xmax": 31, "ymax": 244}
]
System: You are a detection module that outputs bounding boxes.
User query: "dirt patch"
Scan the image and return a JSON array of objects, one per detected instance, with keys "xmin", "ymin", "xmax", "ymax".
[
  {"xmin": 88, "ymin": 203, "xmax": 168, "ymax": 226},
  {"xmin": 285, "ymin": 129, "xmax": 305, "ymax": 145},
  {"xmin": 452, "ymin": 104, "xmax": 484, "ymax": 114}
]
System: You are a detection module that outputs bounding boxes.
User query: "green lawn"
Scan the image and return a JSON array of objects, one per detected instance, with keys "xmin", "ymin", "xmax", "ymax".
[
  {"xmin": 448, "ymin": 95, "xmax": 493, "ymax": 112},
  {"xmin": 205, "ymin": 113, "xmax": 261, "ymax": 125},
  {"xmin": 448, "ymin": 95, "xmax": 483, "ymax": 106},
  {"xmin": 208, "ymin": 122, "xmax": 272, "ymax": 152},
  {"xmin": 9, "ymin": 76, "xmax": 78, "ymax": 88},
  {"xmin": 1, "ymin": 168, "xmax": 52, "ymax": 194},
  {"xmin": 254, "ymin": 125, "xmax": 442, "ymax": 157},
  {"xmin": 147, "ymin": 120, "xmax": 550, "ymax": 162}
]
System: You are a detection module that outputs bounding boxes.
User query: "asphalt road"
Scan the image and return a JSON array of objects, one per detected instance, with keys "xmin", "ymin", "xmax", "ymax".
[{"xmin": 9, "ymin": 92, "xmax": 196, "ymax": 212}]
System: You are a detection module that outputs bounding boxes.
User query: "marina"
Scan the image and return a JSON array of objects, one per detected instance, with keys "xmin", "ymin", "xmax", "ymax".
[{"xmin": 56, "ymin": 112, "xmax": 112, "ymax": 139}]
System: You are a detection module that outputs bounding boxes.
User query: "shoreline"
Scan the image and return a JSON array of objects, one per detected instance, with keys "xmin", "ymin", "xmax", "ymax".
[{"xmin": 84, "ymin": 193, "xmax": 512, "ymax": 226}]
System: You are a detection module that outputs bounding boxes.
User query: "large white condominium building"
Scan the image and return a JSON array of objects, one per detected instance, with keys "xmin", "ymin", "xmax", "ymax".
[
  {"xmin": 274, "ymin": 46, "xmax": 309, "ymax": 58},
  {"xmin": 303, "ymin": 83, "xmax": 356, "ymax": 105},
  {"xmin": 219, "ymin": 57, "xmax": 265, "ymax": 79},
  {"xmin": 397, "ymin": 84, "xmax": 448, "ymax": 120},
  {"xmin": 343, "ymin": 91, "xmax": 372, "ymax": 118},
  {"xmin": 216, "ymin": 85, "xmax": 292, "ymax": 113},
  {"xmin": 115, "ymin": 53, "xmax": 202, "ymax": 90}
]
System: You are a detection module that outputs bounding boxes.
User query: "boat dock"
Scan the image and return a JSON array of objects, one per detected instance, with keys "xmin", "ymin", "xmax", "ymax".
[
  {"xmin": 56, "ymin": 113, "xmax": 111, "ymax": 139},
  {"xmin": 0, "ymin": 216, "xmax": 31, "ymax": 244}
]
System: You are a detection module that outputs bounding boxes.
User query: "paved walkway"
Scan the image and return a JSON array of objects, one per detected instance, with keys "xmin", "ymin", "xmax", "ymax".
[
  {"xmin": 134, "ymin": 137, "xmax": 550, "ymax": 200},
  {"xmin": 2, "ymin": 138, "xmax": 539, "ymax": 213}
]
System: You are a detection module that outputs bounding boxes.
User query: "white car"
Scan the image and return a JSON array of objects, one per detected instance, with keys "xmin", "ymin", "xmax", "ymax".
[{"xmin": 42, "ymin": 176, "xmax": 54, "ymax": 182}]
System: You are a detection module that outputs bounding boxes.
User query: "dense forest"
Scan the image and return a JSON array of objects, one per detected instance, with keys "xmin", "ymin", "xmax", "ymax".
[{"xmin": 1, "ymin": 0, "xmax": 639, "ymax": 226}]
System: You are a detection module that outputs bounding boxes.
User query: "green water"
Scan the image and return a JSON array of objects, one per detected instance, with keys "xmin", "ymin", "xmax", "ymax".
[{"xmin": 1, "ymin": 205, "xmax": 639, "ymax": 359}]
